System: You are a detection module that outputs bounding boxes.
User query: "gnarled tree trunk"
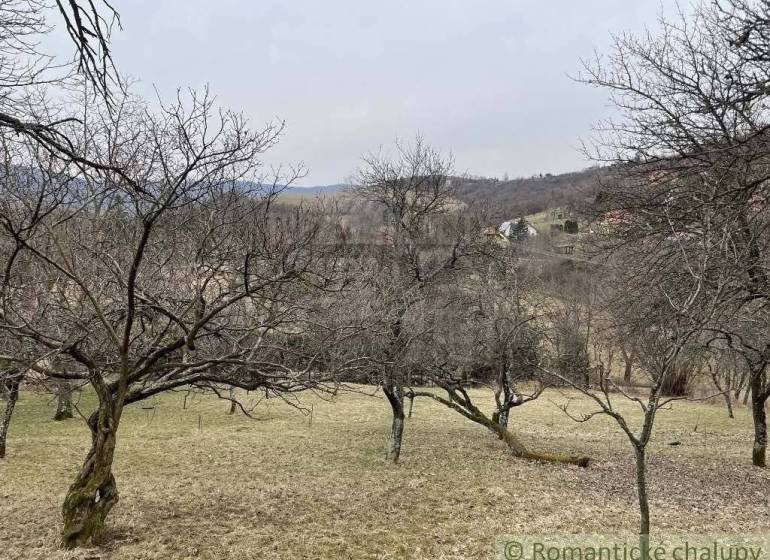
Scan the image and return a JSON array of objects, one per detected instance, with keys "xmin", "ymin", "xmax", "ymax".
[
  {"xmin": 415, "ymin": 389, "xmax": 590, "ymax": 467},
  {"xmin": 61, "ymin": 398, "xmax": 121, "ymax": 548},
  {"xmin": 485, "ymin": 409, "xmax": 589, "ymax": 467},
  {"xmin": 0, "ymin": 374, "xmax": 20, "ymax": 459}
]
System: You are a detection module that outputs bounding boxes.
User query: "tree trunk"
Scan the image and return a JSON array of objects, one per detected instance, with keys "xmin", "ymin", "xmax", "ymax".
[
  {"xmin": 735, "ymin": 369, "xmax": 748, "ymax": 402},
  {"xmin": 635, "ymin": 447, "xmax": 650, "ymax": 559},
  {"xmin": 498, "ymin": 408, "xmax": 510, "ymax": 429},
  {"xmin": 724, "ymin": 391, "xmax": 735, "ymax": 420},
  {"xmin": 54, "ymin": 381, "xmax": 74, "ymax": 421},
  {"xmin": 460, "ymin": 399, "xmax": 590, "ymax": 467},
  {"xmin": 624, "ymin": 359, "xmax": 633, "ymax": 383},
  {"xmin": 493, "ymin": 419, "xmax": 589, "ymax": 467},
  {"xmin": 710, "ymin": 365, "xmax": 734, "ymax": 419},
  {"xmin": 414, "ymin": 388, "xmax": 590, "ymax": 467},
  {"xmin": 383, "ymin": 384, "xmax": 405, "ymax": 463},
  {"xmin": 61, "ymin": 400, "xmax": 121, "ymax": 548},
  {"xmin": 0, "ymin": 376, "xmax": 20, "ymax": 459},
  {"xmin": 495, "ymin": 364, "xmax": 513, "ymax": 429},
  {"xmin": 228, "ymin": 387, "xmax": 237, "ymax": 415},
  {"xmin": 750, "ymin": 375, "xmax": 767, "ymax": 467}
]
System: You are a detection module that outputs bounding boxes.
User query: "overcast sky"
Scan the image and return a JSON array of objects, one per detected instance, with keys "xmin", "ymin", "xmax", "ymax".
[{"xmin": 74, "ymin": 1, "xmax": 679, "ymax": 185}]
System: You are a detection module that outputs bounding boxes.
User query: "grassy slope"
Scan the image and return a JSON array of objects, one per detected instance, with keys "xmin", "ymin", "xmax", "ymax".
[
  {"xmin": 1, "ymin": 388, "xmax": 768, "ymax": 559},
  {"xmin": 524, "ymin": 210, "xmax": 559, "ymax": 233},
  {"xmin": 275, "ymin": 191, "xmax": 345, "ymax": 206}
]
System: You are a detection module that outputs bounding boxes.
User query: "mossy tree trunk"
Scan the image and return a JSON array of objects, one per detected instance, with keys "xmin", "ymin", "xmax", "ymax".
[
  {"xmin": 484, "ymin": 406, "xmax": 589, "ymax": 467},
  {"xmin": 412, "ymin": 389, "xmax": 590, "ymax": 467},
  {"xmin": 0, "ymin": 374, "xmax": 20, "ymax": 459},
  {"xmin": 61, "ymin": 395, "xmax": 122, "ymax": 548}
]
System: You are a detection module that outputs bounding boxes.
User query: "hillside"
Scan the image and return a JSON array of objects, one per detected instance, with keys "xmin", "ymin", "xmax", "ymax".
[{"xmin": 452, "ymin": 167, "xmax": 604, "ymax": 220}]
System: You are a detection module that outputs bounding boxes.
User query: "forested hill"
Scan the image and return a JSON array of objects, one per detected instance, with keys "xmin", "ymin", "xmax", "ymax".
[
  {"xmin": 451, "ymin": 167, "xmax": 604, "ymax": 219},
  {"xmin": 277, "ymin": 168, "xmax": 604, "ymax": 218}
]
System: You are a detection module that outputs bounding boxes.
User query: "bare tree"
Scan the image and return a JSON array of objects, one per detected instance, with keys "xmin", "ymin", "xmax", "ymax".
[
  {"xmin": 619, "ymin": 340, "xmax": 638, "ymax": 383},
  {"xmin": 0, "ymin": 363, "xmax": 21, "ymax": 458},
  {"xmin": 351, "ymin": 136, "xmax": 477, "ymax": 463},
  {"xmin": 0, "ymin": 122, "xmax": 82, "ymax": 456},
  {"xmin": 408, "ymin": 257, "xmax": 591, "ymax": 467},
  {"xmin": 53, "ymin": 0, "xmax": 121, "ymax": 98},
  {"xmin": 705, "ymin": 344, "xmax": 749, "ymax": 418},
  {"xmin": 448, "ymin": 252, "xmax": 547, "ymax": 429},
  {"xmin": 582, "ymin": 0, "xmax": 770, "ymax": 467},
  {"xmin": 548, "ymin": 257, "xmax": 719, "ymax": 555},
  {"xmin": 0, "ymin": 87, "xmax": 356, "ymax": 547},
  {"xmin": 53, "ymin": 378, "xmax": 74, "ymax": 420}
]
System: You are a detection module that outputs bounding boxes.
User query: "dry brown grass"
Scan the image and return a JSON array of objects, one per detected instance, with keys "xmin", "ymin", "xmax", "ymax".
[
  {"xmin": 275, "ymin": 191, "xmax": 346, "ymax": 206},
  {"xmin": 1, "ymin": 387, "xmax": 769, "ymax": 559}
]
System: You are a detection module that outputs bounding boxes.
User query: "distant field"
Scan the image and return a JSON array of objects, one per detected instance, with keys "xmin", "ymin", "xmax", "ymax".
[
  {"xmin": 2, "ymin": 387, "xmax": 768, "ymax": 559},
  {"xmin": 524, "ymin": 209, "xmax": 558, "ymax": 233},
  {"xmin": 524, "ymin": 209, "xmax": 580, "ymax": 235},
  {"xmin": 276, "ymin": 189, "xmax": 347, "ymax": 206}
]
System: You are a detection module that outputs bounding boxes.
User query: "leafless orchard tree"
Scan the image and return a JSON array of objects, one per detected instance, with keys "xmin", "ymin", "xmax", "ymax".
[
  {"xmin": 477, "ymin": 256, "xmax": 547, "ymax": 428},
  {"xmin": 0, "ymin": 360, "xmax": 21, "ymax": 457},
  {"xmin": 0, "ymin": 122, "xmax": 84, "ymax": 457},
  {"xmin": 408, "ymin": 253, "xmax": 591, "ymax": 467},
  {"xmin": 548, "ymin": 275, "xmax": 597, "ymax": 390},
  {"xmin": 350, "ymin": 136, "xmax": 480, "ymax": 463},
  {"xmin": 0, "ymin": 86, "xmax": 358, "ymax": 547},
  {"xmin": 0, "ymin": 0, "xmax": 127, "ymax": 458},
  {"xmin": 582, "ymin": 0, "xmax": 770, "ymax": 466},
  {"xmin": 52, "ymin": 378, "xmax": 74, "ymax": 420},
  {"xmin": 547, "ymin": 254, "xmax": 722, "ymax": 554},
  {"xmin": 704, "ymin": 343, "xmax": 749, "ymax": 418}
]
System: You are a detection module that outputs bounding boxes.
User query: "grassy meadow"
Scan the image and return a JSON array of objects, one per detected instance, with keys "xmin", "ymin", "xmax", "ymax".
[{"xmin": 1, "ymin": 387, "xmax": 769, "ymax": 559}]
